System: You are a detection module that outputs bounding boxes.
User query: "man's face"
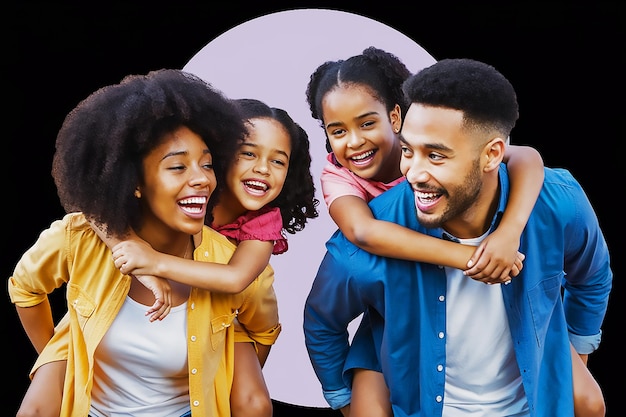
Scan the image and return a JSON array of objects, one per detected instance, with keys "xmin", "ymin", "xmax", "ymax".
[{"xmin": 399, "ymin": 103, "xmax": 484, "ymax": 231}]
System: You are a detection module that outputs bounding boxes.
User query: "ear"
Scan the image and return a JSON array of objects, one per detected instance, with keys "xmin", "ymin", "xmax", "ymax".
[
  {"xmin": 134, "ymin": 187, "xmax": 141, "ymax": 198},
  {"xmin": 390, "ymin": 104, "xmax": 402, "ymax": 133},
  {"xmin": 481, "ymin": 137, "xmax": 506, "ymax": 172}
]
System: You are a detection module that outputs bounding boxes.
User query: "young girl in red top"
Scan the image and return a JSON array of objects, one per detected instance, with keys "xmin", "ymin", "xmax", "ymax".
[
  {"xmin": 15, "ymin": 97, "xmax": 319, "ymax": 417},
  {"xmin": 97, "ymin": 98, "xmax": 320, "ymax": 417}
]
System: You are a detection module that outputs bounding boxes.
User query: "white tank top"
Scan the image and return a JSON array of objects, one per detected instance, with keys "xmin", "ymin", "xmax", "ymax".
[
  {"xmin": 443, "ymin": 232, "xmax": 529, "ymax": 417},
  {"xmin": 89, "ymin": 296, "xmax": 190, "ymax": 417}
]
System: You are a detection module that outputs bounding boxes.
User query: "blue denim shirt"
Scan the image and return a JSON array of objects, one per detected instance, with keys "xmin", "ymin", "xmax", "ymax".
[{"xmin": 303, "ymin": 165, "xmax": 612, "ymax": 417}]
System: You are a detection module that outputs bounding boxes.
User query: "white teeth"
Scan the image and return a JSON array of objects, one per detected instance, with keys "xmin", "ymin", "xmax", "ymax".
[
  {"xmin": 350, "ymin": 150, "xmax": 374, "ymax": 161},
  {"xmin": 244, "ymin": 180, "xmax": 268, "ymax": 191},
  {"xmin": 179, "ymin": 197, "xmax": 207, "ymax": 205},
  {"xmin": 416, "ymin": 192, "xmax": 438, "ymax": 200},
  {"xmin": 181, "ymin": 206, "xmax": 203, "ymax": 213}
]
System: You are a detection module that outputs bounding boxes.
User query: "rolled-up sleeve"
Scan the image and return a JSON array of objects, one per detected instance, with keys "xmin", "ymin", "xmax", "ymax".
[
  {"xmin": 8, "ymin": 218, "xmax": 71, "ymax": 307},
  {"xmin": 304, "ymin": 238, "xmax": 366, "ymax": 409},
  {"xmin": 234, "ymin": 264, "xmax": 281, "ymax": 346},
  {"xmin": 558, "ymin": 169, "xmax": 612, "ymax": 348}
]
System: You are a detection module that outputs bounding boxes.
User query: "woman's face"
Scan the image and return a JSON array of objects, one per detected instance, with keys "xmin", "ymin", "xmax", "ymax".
[
  {"xmin": 321, "ymin": 84, "xmax": 402, "ymax": 183},
  {"xmin": 138, "ymin": 125, "xmax": 216, "ymax": 239},
  {"xmin": 223, "ymin": 117, "xmax": 291, "ymax": 215}
]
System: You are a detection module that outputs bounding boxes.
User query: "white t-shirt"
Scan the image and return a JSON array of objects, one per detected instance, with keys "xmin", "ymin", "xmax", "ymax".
[
  {"xmin": 443, "ymin": 232, "xmax": 529, "ymax": 417},
  {"xmin": 89, "ymin": 296, "xmax": 190, "ymax": 417}
]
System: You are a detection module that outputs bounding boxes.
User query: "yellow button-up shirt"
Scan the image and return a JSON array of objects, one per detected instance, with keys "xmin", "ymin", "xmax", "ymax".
[{"xmin": 9, "ymin": 213, "xmax": 281, "ymax": 417}]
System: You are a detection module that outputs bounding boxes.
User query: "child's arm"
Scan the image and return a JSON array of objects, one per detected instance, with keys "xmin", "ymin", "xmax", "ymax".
[
  {"xmin": 112, "ymin": 237, "xmax": 273, "ymax": 294},
  {"xmin": 92, "ymin": 220, "xmax": 273, "ymax": 306},
  {"xmin": 464, "ymin": 144, "xmax": 544, "ymax": 281},
  {"xmin": 90, "ymin": 222, "xmax": 173, "ymax": 321},
  {"xmin": 328, "ymin": 195, "xmax": 476, "ymax": 270},
  {"xmin": 328, "ymin": 145, "xmax": 543, "ymax": 284}
]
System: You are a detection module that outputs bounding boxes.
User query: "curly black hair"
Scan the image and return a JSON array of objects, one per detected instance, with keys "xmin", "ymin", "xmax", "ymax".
[
  {"xmin": 305, "ymin": 46, "xmax": 411, "ymax": 153},
  {"xmin": 234, "ymin": 98, "xmax": 319, "ymax": 234},
  {"xmin": 52, "ymin": 69, "xmax": 246, "ymax": 237},
  {"xmin": 402, "ymin": 58, "xmax": 519, "ymax": 138}
]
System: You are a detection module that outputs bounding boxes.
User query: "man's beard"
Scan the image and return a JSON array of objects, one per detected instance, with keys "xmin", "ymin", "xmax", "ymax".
[{"xmin": 417, "ymin": 158, "xmax": 482, "ymax": 229}]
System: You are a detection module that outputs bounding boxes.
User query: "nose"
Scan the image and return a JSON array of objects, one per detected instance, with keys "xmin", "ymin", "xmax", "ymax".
[
  {"xmin": 346, "ymin": 131, "xmax": 364, "ymax": 149},
  {"xmin": 403, "ymin": 157, "xmax": 430, "ymax": 186},
  {"xmin": 253, "ymin": 159, "xmax": 270, "ymax": 175},
  {"xmin": 189, "ymin": 164, "xmax": 212, "ymax": 187}
]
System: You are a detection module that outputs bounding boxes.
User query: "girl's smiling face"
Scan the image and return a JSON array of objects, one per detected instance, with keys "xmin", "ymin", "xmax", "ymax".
[
  {"xmin": 221, "ymin": 117, "xmax": 291, "ymax": 219},
  {"xmin": 322, "ymin": 84, "xmax": 402, "ymax": 183}
]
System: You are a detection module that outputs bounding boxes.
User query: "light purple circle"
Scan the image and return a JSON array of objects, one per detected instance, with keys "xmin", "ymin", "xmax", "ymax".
[{"xmin": 183, "ymin": 8, "xmax": 436, "ymax": 407}]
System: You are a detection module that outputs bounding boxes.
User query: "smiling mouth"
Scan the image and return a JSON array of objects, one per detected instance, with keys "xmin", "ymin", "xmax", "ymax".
[
  {"xmin": 415, "ymin": 191, "xmax": 440, "ymax": 203},
  {"xmin": 413, "ymin": 189, "xmax": 444, "ymax": 212},
  {"xmin": 178, "ymin": 196, "xmax": 207, "ymax": 213},
  {"xmin": 349, "ymin": 149, "xmax": 376, "ymax": 166},
  {"xmin": 243, "ymin": 180, "xmax": 269, "ymax": 195}
]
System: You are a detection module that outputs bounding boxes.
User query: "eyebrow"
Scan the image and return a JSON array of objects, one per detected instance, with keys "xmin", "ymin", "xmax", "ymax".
[
  {"xmin": 161, "ymin": 148, "xmax": 211, "ymax": 161},
  {"xmin": 398, "ymin": 136, "xmax": 453, "ymax": 152},
  {"xmin": 325, "ymin": 111, "xmax": 380, "ymax": 130},
  {"xmin": 241, "ymin": 141, "xmax": 289, "ymax": 160}
]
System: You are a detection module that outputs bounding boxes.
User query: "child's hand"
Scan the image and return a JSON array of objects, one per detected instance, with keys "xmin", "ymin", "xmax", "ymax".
[
  {"xmin": 463, "ymin": 232, "xmax": 525, "ymax": 284},
  {"xmin": 134, "ymin": 274, "xmax": 172, "ymax": 321},
  {"xmin": 112, "ymin": 240, "xmax": 158, "ymax": 276},
  {"xmin": 111, "ymin": 240, "xmax": 172, "ymax": 320}
]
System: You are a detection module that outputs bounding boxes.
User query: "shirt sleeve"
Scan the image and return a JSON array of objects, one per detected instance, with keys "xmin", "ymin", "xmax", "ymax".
[
  {"xmin": 304, "ymin": 238, "xmax": 367, "ymax": 409},
  {"xmin": 8, "ymin": 216, "xmax": 72, "ymax": 307},
  {"xmin": 30, "ymin": 313, "xmax": 71, "ymax": 378},
  {"xmin": 569, "ymin": 331, "xmax": 602, "ymax": 355},
  {"xmin": 213, "ymin": 206, "xmax": 288, "ymax": 255},
  {"xmin": 320, "ymin": 153, "xmax": 406, "ymax": 210},
  {"xmin": 320, "ymin": 160, "xmax": 370, "ymax": 209},
  {"xmin": 234, "ymin": 263, "xmax": 282, "ymax": 347},
  {"xmin": 555, "ymin": 169, "xmax": 612, "ymax": 350},
  {"xmin": 323, "ymin": 388, "xmax": 352, "ymax": 410}
]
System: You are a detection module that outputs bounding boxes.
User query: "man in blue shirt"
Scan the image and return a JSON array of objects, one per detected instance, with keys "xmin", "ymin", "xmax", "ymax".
[{"xmin": 303, "ymin": 58, "xmax": 612, "ymax": 417}]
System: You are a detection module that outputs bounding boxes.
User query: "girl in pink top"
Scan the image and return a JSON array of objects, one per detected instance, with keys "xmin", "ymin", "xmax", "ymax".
[{"xmin": 305, "ymin": 46, "xmax": 604, "ymax": 417}]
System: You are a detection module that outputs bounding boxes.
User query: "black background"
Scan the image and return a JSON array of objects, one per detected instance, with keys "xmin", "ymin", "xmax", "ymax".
[{"xmin": 7, "ymin": 2, "xmax": 623, "ymax": 416}]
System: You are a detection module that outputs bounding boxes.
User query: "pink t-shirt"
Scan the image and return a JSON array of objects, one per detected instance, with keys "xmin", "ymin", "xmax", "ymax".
[
  {"xmin": 320, "ymin": 153, "xmax": 406, "ymax": 209},
  {"xmin": 211, "ymin": 206, "xmax": 288, "ymax": 255}
]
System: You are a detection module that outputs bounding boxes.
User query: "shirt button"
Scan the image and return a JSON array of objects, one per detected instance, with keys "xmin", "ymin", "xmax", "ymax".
[
  {"xmin": 436, "ymin": 395, "xmax": 443, "ymax": 403},
  {"xmin": 438, "ymin": 295, "xmax": 445, "ymax": 302},
  {"xmin": 190, "ymin": 335, "xmax": 197, "ymax": 342},
  {"xmin": 438, "ymin": 332, "xmax": 444, "ymax": 339},
  {"xmin": 191, "ymin": 302, "xmax": 195, "ymax": 309},
  {"xmin": 438, "ymin": 264, "xmax": 444, "ymax": 269},
  {"xmin": 191, "ymin": 368, "xmax": 198, "ymax": 375},
  {"xmin": 193, "ymin": 400, "xmax": 200, "ymax": 407},
  {"xmin": 204, "ymin": 251, "xmax": 209, "ymax": 257},
  {"xmin": 437, "ymin": 364, "xmax": 443, "ymax": 372}
]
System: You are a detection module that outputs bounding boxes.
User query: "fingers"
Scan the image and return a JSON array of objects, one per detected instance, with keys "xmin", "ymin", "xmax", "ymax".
[
  {"xmin": 113, "ymin": 258, "xmax": 130, "ymax": 275},
  {"xmin": 146, "ymin": 301, "xmax": 172, "ymax": 322},
  {"xmin": 112, "ymin": 251, "xmax": 127, "ymax": 273},
  {"xmin": 139, "ymin": 276, "xmax": 173, "ymax": 321},
  {"xmin": 466, "ymin": 244, "xmax": 486, "ymax": 269},
  {"xmin": 464, "ymin": 265, "xmax": 514, "ymax": 285},
  {"xmin": 145, "ymin": 299, "xmax": 163, "ymax": 320},
  {"xmin": 509, "ymin": 264, "xmax": 521, "ymax": 277},
  {"xmin": 464, "ymin": 251, "xmax": 525, "ymax": 285},
  {"xmin": 145, "ymin": 293, "xmax": 173, "ymax": 321}
]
